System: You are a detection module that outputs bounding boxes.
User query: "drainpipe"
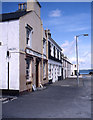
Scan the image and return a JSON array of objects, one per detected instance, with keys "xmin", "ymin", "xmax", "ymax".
[
  {"xmin": 41, "ymin": 21, "xmax": 43, "ymax": 85},
  {"xmin": 46, "ymin": 29, "xmax": 48, "ymax": 83}
]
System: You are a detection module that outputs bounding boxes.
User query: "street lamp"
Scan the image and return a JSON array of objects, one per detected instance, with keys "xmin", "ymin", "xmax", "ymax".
[{"xmin": 75, "ymin": 34, "xmax": 88, "ymax": 86}]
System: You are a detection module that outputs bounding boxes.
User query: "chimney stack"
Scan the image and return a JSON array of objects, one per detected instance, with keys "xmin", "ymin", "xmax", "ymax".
[
  {"xmin": 18, "ymin": 3, "xmax": 27, "ymax": 11},
  {"xmin": 27, "ymin": 0, "xmax": 41, "ymax": 17},
  {"xmin": 48, "ymin": 29, "xmax": 51, "ymax": 38}
]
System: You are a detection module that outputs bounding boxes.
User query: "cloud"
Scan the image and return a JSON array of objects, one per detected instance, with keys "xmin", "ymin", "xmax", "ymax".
[
  {"xmin": 61, "ymin": 40, "xmax": 75, "ymax": 56},
  {"xmin": 43, "ymin": 11, "xmax": 91, "ymax": 69},
  {"xmin": 61, "ymin": 41, "xmax": 69, "ymax": 48},
  {"xmin": 61, "ymin": 40, "xmax": 91, "ymax": 69},
  {"xmin": 49, "ymin": 9, "xmax": 61, "ymax": 17},
  {"xmin": 44, "ymin": 13, "xmax": 90, "ymax": 32}
]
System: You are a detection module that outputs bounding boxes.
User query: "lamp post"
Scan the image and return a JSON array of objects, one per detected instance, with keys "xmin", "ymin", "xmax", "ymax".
[{"xmin": 75, "ymin": 34, "xmax": 88, "ymax": 86}]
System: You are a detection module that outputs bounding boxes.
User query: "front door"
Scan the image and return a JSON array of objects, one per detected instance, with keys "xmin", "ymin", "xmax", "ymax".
[
  {"xmin": 65, "ymin": 70, "xmax": 66, "ymax": 79},
  {"xmin": 62, "ymin": 68, "xmax": 63, "ymax": 80},
  {"xmin": 36, "ymin": 58, "xmax": 39, "ymax": 87}
]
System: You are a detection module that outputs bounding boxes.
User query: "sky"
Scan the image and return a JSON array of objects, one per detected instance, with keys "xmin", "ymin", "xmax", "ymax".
[{"xmin": 1, "ymin": 2, "xmax": 91, "ymax": 70}]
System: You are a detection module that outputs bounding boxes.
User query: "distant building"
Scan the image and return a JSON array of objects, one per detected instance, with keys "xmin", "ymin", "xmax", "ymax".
[
  {"xmin": 71, "ymin": 64, "xmax": 79, "ymax": 76},
  {"xmin": 62, "ymin": 55, "xmax": 72, "ymax": 79}
]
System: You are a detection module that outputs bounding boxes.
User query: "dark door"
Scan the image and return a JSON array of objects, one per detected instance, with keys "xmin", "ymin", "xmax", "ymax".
[
  {"xmin": 75, "ymin": 70, "xmax": 77, "ymax": 75},
  {"xmin": 36, "ymin": 59, "xmax": 39, "ymax": 87},
  {"xmin": 61, "ymin": 68, "xmax": 63, "ymax": 80},
  {"xmin": 65, "ymin": 70, "xmax": 66, "ymax": 79}
]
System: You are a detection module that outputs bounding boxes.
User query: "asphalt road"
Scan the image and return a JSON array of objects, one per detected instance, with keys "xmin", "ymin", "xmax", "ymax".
[{"xmin": 2, "ymin": 75, "xmax": 91, "ymax": 119}]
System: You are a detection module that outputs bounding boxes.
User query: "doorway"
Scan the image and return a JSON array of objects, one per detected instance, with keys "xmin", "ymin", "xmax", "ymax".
[
  {"xmin": 36, "ymin": 58, "xmax": 39, "ymax": 87},
  {"xmin": 65, "ymin": 70, "xmax": 66, "ymax": 79},
  {"xmin": 61, "ymin": 68, "xmax": 63, "ymax": 80}
]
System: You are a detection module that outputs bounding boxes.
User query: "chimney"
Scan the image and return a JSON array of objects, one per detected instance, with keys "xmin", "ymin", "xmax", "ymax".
[
  {"xmin": 45, "ymin": 29, "xmax": 51, "ymax": 39},
  {"xmin": 48, "ymin": 29, "xmax": 51, "ymax": 38},
  {"xmin": 23, "ymin": 3, "xmax": 27, "ymax": 10},
  {"xmin": 18, "ymin": 3, "xmax": 27, "ymax": 11},
  {"xmin": 27, "ymin": 0, "xmax": 41, "ymax": 17}
]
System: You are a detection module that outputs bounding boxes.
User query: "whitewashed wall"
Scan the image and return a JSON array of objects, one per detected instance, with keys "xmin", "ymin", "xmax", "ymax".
[
  {"xmin": 0, "ymin": 20, "xmax": 19, "ymax": 90},
  {"xmin": 0, "ymin": 46, "xmax": 8, "ymax": 89},
  {"xmin": 48, "ymin": 59, "xmax": 62, "ymax": 82}
]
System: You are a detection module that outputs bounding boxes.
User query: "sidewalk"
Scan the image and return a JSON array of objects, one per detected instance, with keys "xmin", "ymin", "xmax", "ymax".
[{"xmin": 2, "ymin": 76, "xmax": 91, "ymax": 118}]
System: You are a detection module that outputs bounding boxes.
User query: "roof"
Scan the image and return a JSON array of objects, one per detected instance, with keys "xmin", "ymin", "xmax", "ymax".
[
  {"xmin": 0, "ymin": 10, "xmax": 32, "ymax": 22},
  {"xmin": 49, "ymin": 37, "xmax": 62, "ymax": 51}
]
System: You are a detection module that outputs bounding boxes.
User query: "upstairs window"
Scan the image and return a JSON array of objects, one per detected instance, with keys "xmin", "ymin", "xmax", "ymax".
[
  {"xmin": 43, "ymin": 38, "xmax": 46, "ymax": 55},
  {"xmin": 51, "ymin": 44, "xmax": 54, "ymax": 57},
  {"xmin": 57, "ymin": 50, "xmax": 59, "ymax": 60},
  {"xmin": 56, "ymin": 48, "xmax": 57, "ymax": 58},
  {"xmin": 26, "ymin": 24, "xmax": 33, "ymax": 47},
  {"xmin": 59, "ymin": 52, "xmax": 60, "ymax": 60},
  {"xmin": 43, "ymin": 62, "xmax": 46, "ymax": 78}
]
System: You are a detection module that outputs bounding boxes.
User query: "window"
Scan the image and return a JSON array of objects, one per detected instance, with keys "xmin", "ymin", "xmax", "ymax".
[
  {"xmin": 43, "ymin": 62, "xmax": 46, "ymax": 78},
  {"xmin": 26, "ymin": 24, "xmax": 33, "ymax": 47},
  {"xmin": 56, "ymin": 48, "xmax": 57, "ymax": 58},
  {"xmin": 43, "ymin": 38, "xmax": 46, "ymax": 55},
  {"xmin": 59, "ymin": 52, "xmax": 60, "ymax": 60},
  {"xmin": 57, "ymin": 50, "xmax": 59, "ymax": 59},
  {"xmin": 48, "ymin": 41, "xmax": 51, "ymax": 58},
  {"xmin": 26, "ymin": 59, "xmax": 31, "ymax": 80},
  {"xmin": 48, "ymin": 64, "xmax": 51, "ymax": 78},
  {"xmin": 51, "ymin": 44, "xmax": 54, "ymax": 57}
]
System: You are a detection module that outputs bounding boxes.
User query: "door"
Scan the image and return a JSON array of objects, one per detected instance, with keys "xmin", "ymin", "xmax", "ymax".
[
  {"xmin": 62, "ymin": 68, "xmax": 63, "ymax": 80},
  {"xmin": 36, "ymin": 58, "xmax": 39, "ymax": 87},
  {"xmin": 65, "ymin": 70, "xmax": 66, "ymax": 79}
]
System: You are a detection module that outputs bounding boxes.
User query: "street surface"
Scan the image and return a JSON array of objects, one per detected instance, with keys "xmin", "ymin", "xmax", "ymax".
[{"xmin": 2, "ymin": 75, "xmax": 91, "ymax": 118}]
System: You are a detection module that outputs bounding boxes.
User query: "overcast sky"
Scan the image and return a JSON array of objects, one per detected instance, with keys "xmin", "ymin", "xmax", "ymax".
[{"xmin": 2, "ymin": 2, "xmax": 91, "ymax": 69}]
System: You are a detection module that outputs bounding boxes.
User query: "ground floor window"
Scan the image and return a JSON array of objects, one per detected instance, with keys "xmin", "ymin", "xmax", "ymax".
[
  {"xmin": 48, "ymin": 64, "xmax": 51, "ymax": 79},
  {"xmin": 43, "ymin": 62, "xmax": 46, "ymax": 78},
  {"xmin": 26, "ymin": 59, "xmax": 31, "ymax": 80}
]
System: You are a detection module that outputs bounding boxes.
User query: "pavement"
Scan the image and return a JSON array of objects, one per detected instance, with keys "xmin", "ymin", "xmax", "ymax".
[{"xmin": 1, "ymin": 75, "xmax": 92, "ymax": 119}]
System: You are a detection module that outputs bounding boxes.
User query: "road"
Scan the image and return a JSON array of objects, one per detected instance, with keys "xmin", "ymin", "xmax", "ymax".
[{"xmin": 2, "ymin": 75, "xmax": 91, "ymax": 119}]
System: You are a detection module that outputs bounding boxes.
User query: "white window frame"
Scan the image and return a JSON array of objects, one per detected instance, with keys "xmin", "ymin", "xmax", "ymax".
[{"xmin": 26, "ymin": 24, "xmax": 33, "ymax": 48}]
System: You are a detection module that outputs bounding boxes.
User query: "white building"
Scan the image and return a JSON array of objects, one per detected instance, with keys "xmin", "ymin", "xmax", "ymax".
[
  {"xmin": 62, "ymin": 55, "xmax": 72, "ymax": 79},
  {"xmin": 46, "ymin": 30, "xmax": 62, "ymax": 83},
  {"xmin": 71, "ymin": 64, "xmax": 79, "ymax": 76}
]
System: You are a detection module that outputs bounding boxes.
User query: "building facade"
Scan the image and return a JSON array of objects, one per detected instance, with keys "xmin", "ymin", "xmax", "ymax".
[
  {"xmin": 62, "ymin": 56, "xmax": 72, "ymax": 79},
  {"xmin": 0, "ymin": 1, "xmax": 73, "ymax": 95},
  {"xmin": 71, "ymin": 64, "xmax": 79, "ymax": 76},
  {"xmin": 46, "ymin": 30, "xmax": 62, "ymax": 83},
  {"xmin": 0, "ymin": 1, "xmax": 48, "ymax": 94}
]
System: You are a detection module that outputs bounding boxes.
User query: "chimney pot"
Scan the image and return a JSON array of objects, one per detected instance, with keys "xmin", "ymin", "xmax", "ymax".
[
  {"xmin": 23, "ymin": 3, "xmax": 27, "ymax": 10},
  {"xmin": 18, "ymin": 4, "xmax": 21, "ymax": 10},
  {"xmin": 21, "ymin": 3, "xmax": 24, "ymax": 10}
]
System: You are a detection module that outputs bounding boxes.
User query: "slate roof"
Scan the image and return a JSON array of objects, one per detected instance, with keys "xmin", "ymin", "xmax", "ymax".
[
  {"xmin": 49, "ymin": 37, "xmax": 62, "ymax": 51},
  {"xmin": 0, "ymin": 10, "xmax": 32, "ymax": 22}
]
